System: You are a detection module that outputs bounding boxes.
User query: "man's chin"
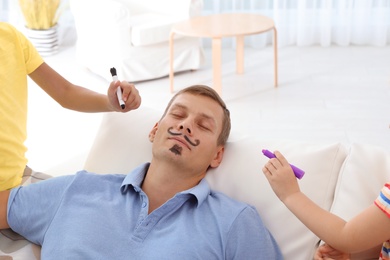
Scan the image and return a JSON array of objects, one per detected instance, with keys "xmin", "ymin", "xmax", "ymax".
[{"xmin": 169, "ymin": 144, "xmax": 183, "ymax": 156}]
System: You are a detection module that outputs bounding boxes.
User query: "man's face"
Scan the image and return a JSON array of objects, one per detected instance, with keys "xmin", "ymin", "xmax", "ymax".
[{"xmin": 149, "ymin": 93, "xmax": 225, "ymax": 173}]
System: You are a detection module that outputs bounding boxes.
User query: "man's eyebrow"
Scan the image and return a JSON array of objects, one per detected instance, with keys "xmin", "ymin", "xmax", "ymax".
[{"xmin": 170, "ymin": 103, "xmax": 187, "ymax": 110}]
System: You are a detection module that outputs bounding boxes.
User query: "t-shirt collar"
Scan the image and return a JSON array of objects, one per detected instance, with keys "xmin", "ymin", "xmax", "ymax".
[{"xmin": 120, "ymin": 162, "xmax": 210, "ymax": 207}]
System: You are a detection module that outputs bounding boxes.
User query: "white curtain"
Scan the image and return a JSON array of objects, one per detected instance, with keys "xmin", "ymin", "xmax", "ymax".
[
  {"xmin": 202, "ymin": 0, "xmax": 390, "ymax": 48},
  {"xmin": 0, "ymin": 0, "xmax": 8, "ymax": 21}
]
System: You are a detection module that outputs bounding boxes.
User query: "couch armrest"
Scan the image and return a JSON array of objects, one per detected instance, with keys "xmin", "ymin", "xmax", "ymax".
[
  {"xmin": 70, "ymin": 0, "xmax": 131, "ymax": 44},
  {"xmin": 70, "ymin": 0, "xmax": 131, "ymax": 27},
  {"xmin": 70, "ymin": 0, "xmax": 132, "ymax": 67}
]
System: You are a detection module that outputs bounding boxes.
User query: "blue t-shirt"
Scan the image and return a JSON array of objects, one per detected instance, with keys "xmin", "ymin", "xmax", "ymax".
[{"xmin": 8, "ymin": 163, "xmax": 282, "ymax": 259}]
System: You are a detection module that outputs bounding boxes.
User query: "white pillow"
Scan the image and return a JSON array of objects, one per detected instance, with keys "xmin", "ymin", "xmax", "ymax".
[
  {"xmin": 83, "ymin": 107, "xmax": 158, "ymax": 174},
  {"xmin": 330, "ymin": 143, "xmax": 390, "ymax": 220}
]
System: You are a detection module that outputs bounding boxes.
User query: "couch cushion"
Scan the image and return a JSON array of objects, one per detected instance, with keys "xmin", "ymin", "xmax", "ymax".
[
  {"xmin": 130, "ymin": 13, "xmax": 184, "ymax": 46},
  {"xmin": 327, "ymin": 143, "xmax": 390, "ymax": 256},
  {"xmin": 330, "ymin": 143, "xmax": 390, "ymax": 220},
  {"xmin": 83, "ymin": 106, "xmax": 348, "ymax": 259}
]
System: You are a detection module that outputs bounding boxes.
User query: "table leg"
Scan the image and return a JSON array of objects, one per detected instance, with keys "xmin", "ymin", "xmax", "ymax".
[
  {"xmin": 273, "ymin": 27, "xmax": 278, "ymax": 87},
  {"xmin": 236, "ymin": 35, "xmax": 244, "ymax": 74},
  {"xmin": 212, "ymin": 38, "xmax": 222, "ymax": 95},
  {"xmin": 169, "ymin": 31, "xmax": 175, "ymax": 93}
]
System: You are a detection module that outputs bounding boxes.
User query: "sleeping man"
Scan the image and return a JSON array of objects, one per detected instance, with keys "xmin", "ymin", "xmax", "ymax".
[{"xmin": 0, "ymin": 85, "xmax": 282, "ymax": 259}]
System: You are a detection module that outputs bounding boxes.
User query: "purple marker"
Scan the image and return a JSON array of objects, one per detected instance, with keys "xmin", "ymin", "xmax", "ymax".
[{"xmin": 262, "ymin": 149, "xmax": 305, "ymax": 179}]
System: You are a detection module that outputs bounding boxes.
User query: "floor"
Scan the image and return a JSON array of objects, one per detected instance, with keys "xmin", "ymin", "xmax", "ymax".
[{"xmin": 25, "ymin": 42, "xmax": 390, "ymax": 176}]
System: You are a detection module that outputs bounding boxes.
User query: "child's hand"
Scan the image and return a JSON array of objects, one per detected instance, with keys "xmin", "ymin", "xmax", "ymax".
[
  {"xmin": 262, "ymin": 151, "xmax": 300, "ymax": 202},
  {"xmin": 314, "ymin": 244, "xmax": 350, "ymax": 260},
  {"xmin": 108, "ymin": 80, "xmax": 141, "ymax": 112}
]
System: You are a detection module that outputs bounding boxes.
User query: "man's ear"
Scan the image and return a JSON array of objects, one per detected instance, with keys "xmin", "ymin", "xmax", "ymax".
[
  {"xmin": 209, "ymin": 146, "xmax": 224, "ymax": 168},
  {"xmin": 148, "ymin": 122, "xmax": 159, "ymax": 143}
]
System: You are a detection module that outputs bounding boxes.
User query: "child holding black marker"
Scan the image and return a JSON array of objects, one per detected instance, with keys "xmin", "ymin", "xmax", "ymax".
[
  {"xmin": 0, "ymin": 22, "xmax": 141, "ymax": 191},
  {"xmin": 262, "ymin": 151, "xmax": 390, "ymax": 259}
]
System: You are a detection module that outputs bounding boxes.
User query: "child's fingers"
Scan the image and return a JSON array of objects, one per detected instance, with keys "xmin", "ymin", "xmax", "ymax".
[{"xmin": 274, "ymin": 150, "xmax": 290, "ymax": 167}]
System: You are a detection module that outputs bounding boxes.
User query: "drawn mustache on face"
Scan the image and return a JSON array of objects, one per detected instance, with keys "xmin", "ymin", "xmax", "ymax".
[{"xmin": 167, "ymin": 127, "xmax": 200, "ymax": 147}]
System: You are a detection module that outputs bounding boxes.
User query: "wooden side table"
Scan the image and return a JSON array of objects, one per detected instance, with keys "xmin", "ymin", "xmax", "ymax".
[{"xmin": 169, "ymin": 13, "xmax": 278, "ymax": 94}]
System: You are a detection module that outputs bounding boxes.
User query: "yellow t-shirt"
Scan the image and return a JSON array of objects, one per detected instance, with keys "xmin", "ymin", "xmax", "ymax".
[{"xmin": 0, "ymin": 22, "xmax": 43, "ymax": 190}]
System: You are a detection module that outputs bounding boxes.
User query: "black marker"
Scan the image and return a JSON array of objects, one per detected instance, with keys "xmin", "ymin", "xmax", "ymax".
[{"xmin": 110, "ymin": 67, "xmax": 125, "ymax": 109}]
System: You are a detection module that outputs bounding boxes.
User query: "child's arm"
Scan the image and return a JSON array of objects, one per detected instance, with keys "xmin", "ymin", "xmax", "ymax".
[
  {"xmin": 29, "ymin": 62, "xmax": 141, "ymax": 113},
  {"xmin": 263, "ymin": 151, "xmax": 390, "ymax": 253}
]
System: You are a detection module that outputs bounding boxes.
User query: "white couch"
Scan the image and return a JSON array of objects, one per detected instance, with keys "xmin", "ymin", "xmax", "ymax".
[
  {"xmin": 2, "ymin": 106, "xmax": 389, "ymax": 259},
  {"xmin": 69, "ymin": 0, "xmax": 204, "ymax": 82},
  {"xmin": 84, "ymin": 106, "xmax": 390, "ymax": 259}
]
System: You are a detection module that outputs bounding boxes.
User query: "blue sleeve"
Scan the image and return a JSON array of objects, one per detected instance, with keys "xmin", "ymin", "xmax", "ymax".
[
  {"xmin": 225, "ymin": 206, "xmax": 283, "ymax": 259},
  {"xmin": 7, "ymin": 175, "xmax": 75, "ymax": 245}
]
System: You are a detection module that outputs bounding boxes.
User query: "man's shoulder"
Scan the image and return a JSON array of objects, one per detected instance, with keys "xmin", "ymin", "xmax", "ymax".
[
  {"xmin": 74, "ymin": 170, "xmax": 127, "ymax": 183},
  {"xmin": 207, "ymin": 189, "xmax": 256, "ymax": 214},
  {"xmin": 201, "ymin": 190, "xmax": 269, "ymax": 238},
  {"xmin": 29, "ymin": 171, "xmax": 127, "ymax": 192}
]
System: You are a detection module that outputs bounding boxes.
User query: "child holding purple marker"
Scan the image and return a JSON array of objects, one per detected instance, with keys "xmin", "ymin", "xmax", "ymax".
[
  {"xmin": 262, "ymin": 150, "xmax": 390, "ymax": 260},
  {"xmin": 262, "ymin": 149, "xmax": 305, "ymax": 179}
]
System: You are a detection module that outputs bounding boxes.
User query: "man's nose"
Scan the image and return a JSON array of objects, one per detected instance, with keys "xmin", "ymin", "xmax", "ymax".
[{"xmin": 179, "ymin": 125, "xmax": 191, "ymax": 134}]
